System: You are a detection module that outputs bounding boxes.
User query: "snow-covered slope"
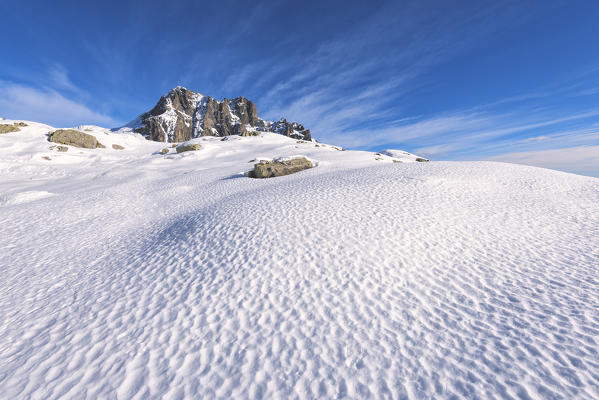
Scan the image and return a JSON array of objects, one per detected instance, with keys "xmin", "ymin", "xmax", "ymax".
[
  {"xmin": 1, "ymin": 119, "xmax": 598, "ymax": 399},
  {"xmin": 381, "ymin": 149, "xmax": 429, "ymax": 162}
]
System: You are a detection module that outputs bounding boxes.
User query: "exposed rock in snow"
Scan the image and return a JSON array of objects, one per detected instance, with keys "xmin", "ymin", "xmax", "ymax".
[
  {"xmin": 125, "ymin": 86, "xmax": 312, "ymax": 143},
  {"xmin": 176, "ymin": 143, "xmax": 201, "ymax": 153},
  {"xmin": 0, "ymin": 123, "xmax": 22, "ymax": 133},
  {"xmin": 48, "ymin": 129, "xmax": 105, "ymax": 149},
  {"xmin": 249, "ymin": 156, "xmax": 313, "ymax": 178}
]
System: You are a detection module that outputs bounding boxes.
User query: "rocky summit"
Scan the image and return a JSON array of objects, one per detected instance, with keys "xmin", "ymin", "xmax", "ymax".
[{"xmin": 127, "ymin": 86, "xmax": 311, "ymax": 143}]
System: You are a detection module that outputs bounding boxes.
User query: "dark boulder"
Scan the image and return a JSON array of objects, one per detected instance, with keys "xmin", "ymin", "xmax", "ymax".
[{"xmin": 249, "ymin": 157, "xmax": 313, "ymax": 178}]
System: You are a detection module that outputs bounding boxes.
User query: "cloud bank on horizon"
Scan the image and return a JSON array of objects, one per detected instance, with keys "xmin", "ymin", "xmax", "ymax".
[{"xmin": 1, "ymin": 0, "xmax": 598, "ymax": 176}]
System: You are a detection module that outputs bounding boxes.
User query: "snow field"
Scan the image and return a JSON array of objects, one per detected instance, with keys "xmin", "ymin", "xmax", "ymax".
[{"xmin": 0, "ymin": 120, "xmax": 598, "ymax": 399}]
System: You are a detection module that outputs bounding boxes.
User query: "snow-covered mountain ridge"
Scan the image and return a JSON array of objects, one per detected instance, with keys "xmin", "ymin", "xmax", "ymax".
[
  {"xmin": 121, "ymin": 86, "xmax": 312, "ymax": 143},
  {"xmin": 0, "ymin": 119, "xmax": 427, "ymax": 205},
  {"xmin": 1, "ymin": 118, "xmax": 598, "ymax": 399}
]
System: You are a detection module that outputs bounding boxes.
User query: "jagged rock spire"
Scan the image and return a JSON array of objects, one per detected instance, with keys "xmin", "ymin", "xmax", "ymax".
[{"xmin": 131, "ymin": 87, "xmax": 311, "ymax": 143}]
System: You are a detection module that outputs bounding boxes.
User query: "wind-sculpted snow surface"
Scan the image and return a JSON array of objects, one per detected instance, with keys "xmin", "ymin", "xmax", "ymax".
[{"xmin": 1, "ymin": 121, "xmax": 599, "ymax": 399}]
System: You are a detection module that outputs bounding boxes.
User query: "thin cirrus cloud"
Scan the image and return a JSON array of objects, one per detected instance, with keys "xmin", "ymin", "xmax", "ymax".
[
  {"xmin": 243, "ymin": 2, "xmax": 536, "ymax": 144},
  {"xmin": 47, "ymin": 63, "xmax": 86, "ymax": 97},
  {"xmin": 215, "ymin": 2, "xmax": 598, "ymax": 176},
  {"xmin": 474, "ymin": 126, "xmax": 599, "ymax": 163},
  {"xmin": 486, "ymin": 146, "xmax": 599, "ymax": 177},
  {"xmin": 309, "ymin": 100, "xmax": 599, "ymax": 178},
  {"xmin": 0, "ymin": 80, "xmax": 117, "ymax": 127},
  {"xmin": 259, "ymin": 51, "xmax": 599, "ymax": 175},
  {"xmin": 398, "ymin": 110, "xmax": 599, "ymax": 166}
]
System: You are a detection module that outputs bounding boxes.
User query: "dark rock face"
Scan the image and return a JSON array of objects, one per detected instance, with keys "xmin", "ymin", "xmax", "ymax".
[
  {"xmin": 135, "ymin": 87, "xmax": 197, "ymax": 142},
  {"xmin": 268, "ymin": 118, "xmax": 311, "ymax": 141},
  {"xmin": 249, "ymin": 157, "xmax": 313, "ymax": 178},
  {"xmin": 131, "ymin": 87, "xmax": 311, "ymax": 143}
]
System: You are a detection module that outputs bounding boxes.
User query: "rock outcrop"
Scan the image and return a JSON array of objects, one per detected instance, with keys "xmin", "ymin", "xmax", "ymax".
[
  {"xmin": 48, "ymin": 129, "xmax": 105, "ymax": 149},
  {"xmin": 127, "ymin": 86, "xmax": 311, "ymax": 143},
  {"xmin": 0, "ymin": 123, "xmax": 22, "ymax": 134},
  {"xmin": 176, "ymin": 143, "xmax": 201, "ymax": 153},
  {"xmin": 249, "ymin": 157, "xmax": 313, "ymax": 178}
]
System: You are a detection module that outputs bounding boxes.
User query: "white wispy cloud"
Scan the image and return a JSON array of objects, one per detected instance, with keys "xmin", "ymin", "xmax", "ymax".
[
  {"xmin": 214, "ymin": 0, "xmax": 597, "ymax": 181},
  {"xmin": 308, "ymin": 92, "xmax": 599, "ymax": 178},
  {"xmin": 242, "ymin": 1, "xmax": 536, "ymax": 146},
  {"xmin": 0, "ymin": 80, "xmax": 118, "ymax": 127},
  {"xmin": 404, "ymin": 111, "xmax": 599, "ymax": 159},
  {"xmin": 469, "ymin": 125, "xmax": 599, "ymax": 156},
  {"xmin": 486, "ymin": 146, "xmax": 599, "ymax": 177},
  {"xmin": 48, "ymin": 63, "xmax": 85, "ymax": 97},
  {"xmin": 321, "ymin": 113, "xmax": 493, "ymax": 149}
]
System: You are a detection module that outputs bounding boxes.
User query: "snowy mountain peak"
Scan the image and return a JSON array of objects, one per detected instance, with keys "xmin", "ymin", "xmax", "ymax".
[{"xmin": 125, "ymin": 87, "xmax": 311, "ymax": 143}]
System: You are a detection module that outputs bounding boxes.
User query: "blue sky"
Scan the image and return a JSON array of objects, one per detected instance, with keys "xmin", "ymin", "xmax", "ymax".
[{"xmin": 1, "ymin": 0, "xmax": 598, "ymax": 176}]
